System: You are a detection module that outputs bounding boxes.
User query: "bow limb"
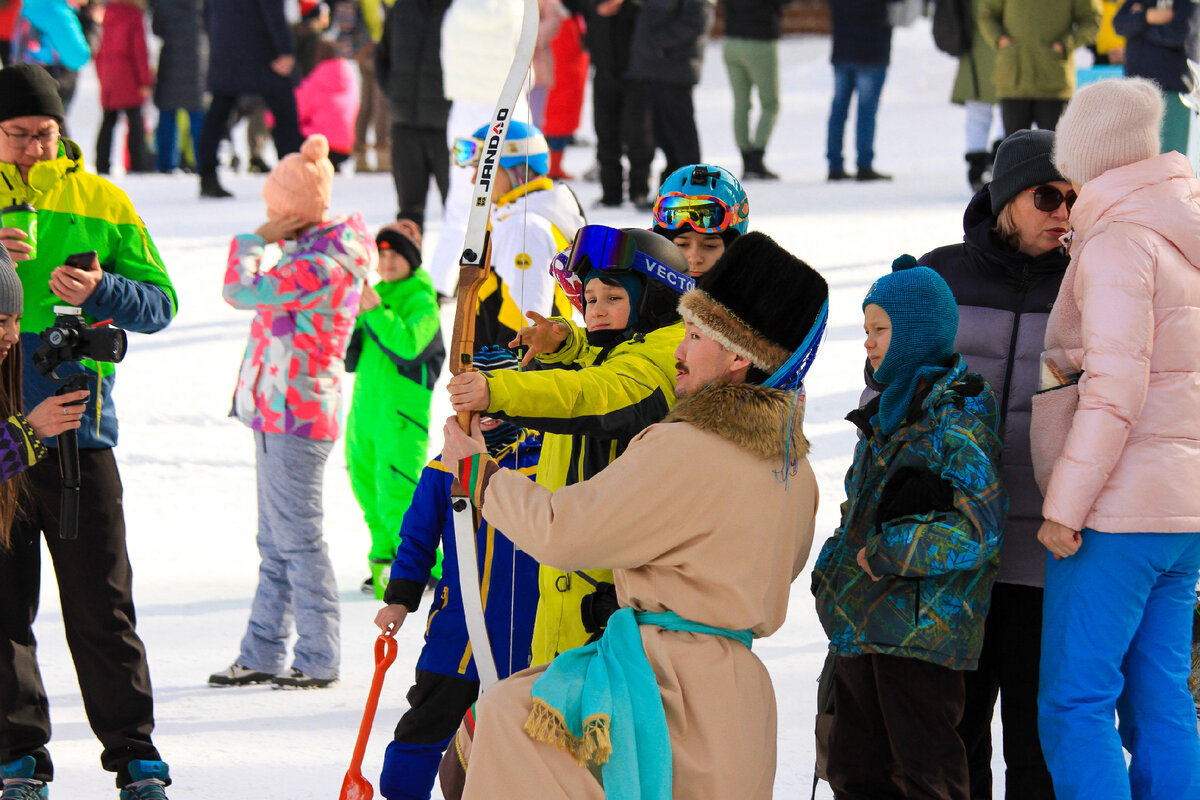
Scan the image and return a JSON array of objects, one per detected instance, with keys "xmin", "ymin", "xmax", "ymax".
[{"xmin": 449, "ymin": 0, "xmax": 540, "ymax": 693}]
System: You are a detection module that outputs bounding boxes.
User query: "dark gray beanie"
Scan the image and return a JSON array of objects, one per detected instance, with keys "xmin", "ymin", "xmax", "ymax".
[
  {"xmin": 0, "ymin": 64, "xmax": 66, "ymax": 124},
  {"xmin": 0, "ymin": 244, "xmax": 23, "ymax": 314},
  {"xmin": 989, "ymin": 129, "xmax": 1065, "ymax": 215}
]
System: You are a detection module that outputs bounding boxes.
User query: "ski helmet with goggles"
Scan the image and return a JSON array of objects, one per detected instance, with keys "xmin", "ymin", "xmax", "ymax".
[
  {"xmin": 551, "ymin": 225, "xmax": 692, "ymax": 336},
  {"xmin": 453, "ymin": 120, "xmax": 550, "ymax": 175},
  {"xmin": 652, "ymin": 164, "xmax": 749, "ymax": 238}
]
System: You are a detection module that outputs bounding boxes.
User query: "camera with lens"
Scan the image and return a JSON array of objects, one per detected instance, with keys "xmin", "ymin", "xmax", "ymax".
[
  {"xmin": 33, "ymin": 305, "xmax": 127, "ymax": 375},
  {"xmin": 31, "ymin": 306, "xmax": 127, "ymax": 541}
]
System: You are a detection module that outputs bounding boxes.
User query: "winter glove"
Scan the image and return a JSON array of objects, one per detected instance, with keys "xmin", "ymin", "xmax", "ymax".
[
  {"xmin": 877, "ymin": 466, "xmax": 956, "ymax": 525},
  {"xmin": 580, "ymin": 581, "xmax": 620, "ymax": 642}
]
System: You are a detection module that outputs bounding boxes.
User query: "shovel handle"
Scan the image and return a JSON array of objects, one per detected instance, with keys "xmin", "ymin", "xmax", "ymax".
[{"xmin": 346, "ymin": 635, "xmax": 398, "ymax": 775}]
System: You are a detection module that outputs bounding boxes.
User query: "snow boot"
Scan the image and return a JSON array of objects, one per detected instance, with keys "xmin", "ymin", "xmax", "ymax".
[
  {"xmin": 547, "ymin": 149, "xmax": 574, "ymax": 180},
  {"xmin": 199, "ymin": 172, "xmax": 232, "ymax": 199},
  {"xmin": 1, "ymin": 757, "xmax": 47, "ymax": 800},
  {"xmin": 208, "ymin": 662, "xmax": 273, "ymax": 686},
  {"xmin": 966, "ymin": 151, "xmax": 992, "ymax": 192},
  {"xmin": 119, "ymin": 761, "xmax": 169, "ymax": 800},
  {"xmin": 353, "ymin": 144, "xmax": 370, "ymax": 173},
  {"xmin": 370, "ymin": 559, "xmax": 390, "ymax": 600},
  {"xmin": 271, "ymin": 667, "xmax": 337, "ymax": 689},
  {"xmin": 742, "ymin": 149, "xmax": 780, "ymax": 181}
]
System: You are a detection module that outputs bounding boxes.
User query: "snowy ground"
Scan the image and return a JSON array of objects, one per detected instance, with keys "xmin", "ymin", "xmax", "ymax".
[{"xmin": 32, "ymin": 21, "xmax": 1079, "ymax": 799}]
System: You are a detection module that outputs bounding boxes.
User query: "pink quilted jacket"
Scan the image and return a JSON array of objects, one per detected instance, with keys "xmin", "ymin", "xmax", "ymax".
[{"xmin": 1042, "ymin": 152, "xmax": 1200, "ymax": 533}]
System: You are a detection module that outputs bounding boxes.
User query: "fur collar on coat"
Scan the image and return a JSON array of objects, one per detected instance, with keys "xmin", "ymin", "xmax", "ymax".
[{"xmin": 662, "ymin": 382, "xmax": 809, "ymax": 463}]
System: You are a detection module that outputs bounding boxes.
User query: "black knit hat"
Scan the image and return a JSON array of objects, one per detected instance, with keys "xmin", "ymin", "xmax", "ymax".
[
  {"xmin": 678, "ymin": 232, "xmax": 828, "ymax": 377},
  {"xmin": 0, "ymin": 64, "xmax": 66, "ymax": 124},
  {"xmin": 376, "ymin": 219, "xmax": 422, "ymax": 271},
  {"xmin": 989, "ymin": 129, "xmax": 1064, "ymax": 215}
]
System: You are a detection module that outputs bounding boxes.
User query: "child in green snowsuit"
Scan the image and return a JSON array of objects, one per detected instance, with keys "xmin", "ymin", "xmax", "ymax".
[{"xmin": 346, "ymin": 220, "xmax": 444, "ymax": 599}]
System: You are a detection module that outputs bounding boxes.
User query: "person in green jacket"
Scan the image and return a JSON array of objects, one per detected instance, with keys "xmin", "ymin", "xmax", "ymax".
[
  {"xmin": 446, "ymin": 225, "xmax": 692, "ymax": 665},
  {"xmin": 346, "ymin": 219, "xmax": 444, "ymax": 599},
  {"xmin": 978, "ymin": 0, "xmax": 1101, "ymax": 135}
]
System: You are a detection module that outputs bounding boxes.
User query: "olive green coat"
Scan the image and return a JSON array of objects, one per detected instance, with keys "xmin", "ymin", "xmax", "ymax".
[
  {"xmin": 951, "ymin": 0, "xmax": 998, "ymax": 105},
  {"xmin": 977, "ymin": 0, "xmax": 1101, "ymax": 100}
]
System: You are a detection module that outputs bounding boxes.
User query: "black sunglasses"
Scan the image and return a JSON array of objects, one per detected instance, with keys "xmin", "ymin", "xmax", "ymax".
[{"xmin": 1026, "ymin": 185, "xmax": 1077, "ymax": 213}]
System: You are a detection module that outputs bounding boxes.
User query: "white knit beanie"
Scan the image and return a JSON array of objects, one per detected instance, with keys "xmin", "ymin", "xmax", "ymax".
[{"xmin": 1053, "ymin": 78, "xmax": 1164, "ymax": 186}]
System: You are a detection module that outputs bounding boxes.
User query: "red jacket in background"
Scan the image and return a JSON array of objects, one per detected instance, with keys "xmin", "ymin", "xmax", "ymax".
[
  {"xmin": 95, "ymin": 1, "xmax": 152, "ymax": 111},
  {"xmin": 0, "ymin": 1, "xmax": 23, "ymax": 42},
  {"xmin": 541, "ymin": 14, "xmax": 588, "ymax": 139}
]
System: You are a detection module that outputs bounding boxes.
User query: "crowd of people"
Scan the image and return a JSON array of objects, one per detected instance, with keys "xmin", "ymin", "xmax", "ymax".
[{"xmin": 0, "ymin": 1, "xmax": 1198, "ymax": 799}]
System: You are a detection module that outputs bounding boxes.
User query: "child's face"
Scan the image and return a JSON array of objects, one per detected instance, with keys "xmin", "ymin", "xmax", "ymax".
[
  {"xmin": 672, "ymin": 230, "xmax": 725, "ymax": 278},
  {"xmin": 863, "ymin": 303, "xmax": 892, "ymax": 371},
  {"xmin": 583, "ymin": 279, "xmax": 631, "ymax": 332},
  {"xmin": 378, "ymin": 249, "xmax": 412, "ymax": 282}
]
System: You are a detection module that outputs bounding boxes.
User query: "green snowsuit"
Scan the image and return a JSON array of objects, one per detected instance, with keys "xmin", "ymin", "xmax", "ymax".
[{"xmin": 345, "ymin": 268, "xmax": 443, "ymax": 579}]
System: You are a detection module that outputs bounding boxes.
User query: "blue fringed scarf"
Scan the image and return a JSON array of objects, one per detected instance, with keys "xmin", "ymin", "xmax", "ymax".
[{"xmin": 524, "ymin": 608, "xmax": 752, "ymax": 799}]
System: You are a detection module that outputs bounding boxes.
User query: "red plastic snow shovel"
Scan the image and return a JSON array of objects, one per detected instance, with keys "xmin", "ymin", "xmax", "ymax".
[{"xmin": 339, "ymin": 634, "xmax": 399, "ymax": 800}]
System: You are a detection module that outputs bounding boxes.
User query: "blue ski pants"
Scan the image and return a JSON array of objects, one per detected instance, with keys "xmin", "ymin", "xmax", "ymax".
[{"xmin": 1039, "ymin": 529, "xmax": 1200, "ymax": 800}]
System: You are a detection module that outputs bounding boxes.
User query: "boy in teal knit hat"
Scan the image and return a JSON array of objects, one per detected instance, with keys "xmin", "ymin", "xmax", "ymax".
[{"xmin": 812, "ymin": 256, "xmax": 1008, "ymax": 800}]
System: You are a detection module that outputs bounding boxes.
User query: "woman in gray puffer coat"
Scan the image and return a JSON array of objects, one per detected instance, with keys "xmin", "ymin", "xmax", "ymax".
[{"xmin": 917, "ymin": 128, "xmax": 1071, "ymax": 800}]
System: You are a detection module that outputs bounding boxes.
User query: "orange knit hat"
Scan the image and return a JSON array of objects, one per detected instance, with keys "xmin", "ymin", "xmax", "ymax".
[{"xmin": 262, "ymin": 134, "xmax": 334, "ymax": 224}]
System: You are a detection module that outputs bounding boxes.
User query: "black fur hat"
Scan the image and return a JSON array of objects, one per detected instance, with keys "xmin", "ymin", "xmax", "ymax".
[{"xmin": 678, "ymin": 231, "xmax": 828, "ymax": 376}]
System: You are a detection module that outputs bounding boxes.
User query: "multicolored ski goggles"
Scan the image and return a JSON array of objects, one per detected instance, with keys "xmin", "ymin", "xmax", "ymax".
[
  {"xmin": 452, "ymin": 136, "xmax": 484, "ymax": 168},
  {"xmin": 565, "ymin": 225, "xmax": 695, "ymax": 296},
  {"xmin": 652, "ymin": 192, "xmax": 749, "ymax": 235},
  {"xmin": 452, "ymin": 134, "xmax": 551, "ymax": 168}
]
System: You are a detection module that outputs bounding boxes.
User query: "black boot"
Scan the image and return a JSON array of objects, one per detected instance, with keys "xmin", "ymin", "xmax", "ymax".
[
  {"xmin": 747, "ymin": 148, "xmax": 780, "ymax": 181},
  {"xmin": 200, "ymin": 171, "xmax": 233, "ymax": 199},
  {"xmin": 966, "ymin": 151, "xmax": 992, "ymax": 192}
]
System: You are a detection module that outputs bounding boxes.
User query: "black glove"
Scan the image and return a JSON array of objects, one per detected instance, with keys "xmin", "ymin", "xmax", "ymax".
[
  {"xmin": 580, "ymin": 582, "xmax": 619, "ymax": 639},
  {"xmin": 877, "ymin": 466, "xmax": 956, "ymax": 525}
]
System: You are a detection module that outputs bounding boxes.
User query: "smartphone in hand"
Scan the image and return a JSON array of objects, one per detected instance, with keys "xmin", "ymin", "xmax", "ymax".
[{"xmin": 64, "ymin": 251, "xmax": 97, "ymax": 270}]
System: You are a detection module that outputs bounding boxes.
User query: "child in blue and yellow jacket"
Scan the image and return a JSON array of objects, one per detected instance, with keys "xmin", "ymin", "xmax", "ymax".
[
  {"xmin": 373, "ymin": 347, "xmax": 541, "ymax": 800},
  {"xmin": 811, "ymin": 259, "xmax": 1007, "ymax": 800}
]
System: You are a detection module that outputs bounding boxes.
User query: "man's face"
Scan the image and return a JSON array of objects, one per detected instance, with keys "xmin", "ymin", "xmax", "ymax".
[
  {"xmin": 0, "ymin": 115, "xmax": 60, "ymax": 176},
  {"xmin": 674, "ymin": 321, "xmax": 738, "ymax": 397}
]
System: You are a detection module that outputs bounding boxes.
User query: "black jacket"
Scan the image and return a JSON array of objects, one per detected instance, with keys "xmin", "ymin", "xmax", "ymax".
[
  {"xmin": 829, "ymin": 0, "xmax": 892, "ymax": 66},
  {"xmin": 629, "ymin": 0, "xmax": 716, "ymax": 85},
  {"xmin": 1113, "ymin": 0, "xmax": 1196, "ymax": 94},
  {"xmin": 564, "ymin": 0, "xmax": 640, "ymax": 78},
  {"xmin": 206, "ymin": 0, "xmax": 294, "ymax": 95},
  {"xmin": 917, "ymin": 185, "xmax": 1069, "ymax": 588},
  {"xmin": 723, "ymin": 0, "xmax": 790, "ymax": 39},
  {"xmin": 375, "ymin": 0, "xmax": 452, "ymax": 128},
  {"xmin": 151, "ymin": 0, "xmax": 208, "ymax": 109}
]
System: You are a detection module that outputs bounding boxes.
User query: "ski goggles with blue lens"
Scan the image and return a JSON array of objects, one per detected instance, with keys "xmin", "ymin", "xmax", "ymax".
[
  {"xmin": 452, "ymin": 136, "xmax": 484, "ymax": 168},
  {"xmin": 652, "ymin": 192, "xmax": 748, "ymax": 234},
  {"xmin": 567, "ymin": 225, "xmax": 695, "ymax": 295}
]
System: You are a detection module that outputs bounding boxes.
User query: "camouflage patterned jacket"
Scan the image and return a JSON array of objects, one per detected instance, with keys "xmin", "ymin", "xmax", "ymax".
[{"xmin": 812, "ymin": 355, "xmax": 1007, "ymax": 670}]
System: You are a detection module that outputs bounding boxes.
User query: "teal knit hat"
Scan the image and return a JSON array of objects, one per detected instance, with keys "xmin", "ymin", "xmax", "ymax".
[{"xmin": 863, "ymin": 257, "xmax": 958, "ymax": 435}]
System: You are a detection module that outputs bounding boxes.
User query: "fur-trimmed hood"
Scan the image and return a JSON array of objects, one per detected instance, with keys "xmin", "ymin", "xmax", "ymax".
[{"xmin": 662, "ymin": 382, "xmax": 809, "ymax": 462}]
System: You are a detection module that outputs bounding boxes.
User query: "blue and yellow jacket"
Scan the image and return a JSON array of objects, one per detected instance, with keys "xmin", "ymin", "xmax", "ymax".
[
  {"xmin": 1, "ymin": 138, "xmax": 177, "ymax": 448},
  {"xmin": 384, "ymin": 433, "xmax": 542, "ymax": 681},
  {"xmin": 812, "ymin": 356, "xmax": 1007, "ymax": 671}
]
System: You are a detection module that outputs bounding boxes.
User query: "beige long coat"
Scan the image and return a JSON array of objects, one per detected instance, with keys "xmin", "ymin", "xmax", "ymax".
[{"xmin": 455, "ymin": 383, "xmax": 819, "ymax": 799}]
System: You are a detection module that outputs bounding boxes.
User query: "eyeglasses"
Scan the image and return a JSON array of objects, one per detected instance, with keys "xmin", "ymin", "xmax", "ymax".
[
  {"xmin": 452, "ymin": 136, "xmax": 483, "ymax": 168},
  {"xmin": 1026, "ymin": 185, "xmax": 1077, "ymax": 213},
  {"xmin": 0, "ymin": 125, "xmax": 60, "ymax": 150},
  {"xmin": 652, "ymin": 192, "xmax": 747, "ymax": 234},
  {"xmin": 566, "ymin": 225, "xmax": 694, "ymax": 295}
]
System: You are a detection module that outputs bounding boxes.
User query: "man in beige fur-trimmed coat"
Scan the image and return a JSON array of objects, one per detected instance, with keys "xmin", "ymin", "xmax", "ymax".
[{"xmin": 438, "ymin": 231, "xmax": 830, "ymax": 800}]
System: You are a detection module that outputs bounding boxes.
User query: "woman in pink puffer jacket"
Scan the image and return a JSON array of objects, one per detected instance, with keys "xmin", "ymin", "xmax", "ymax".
[{"xmin": 1033, "ymin": 77, "xmax": 1200, "ymax": 800}]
